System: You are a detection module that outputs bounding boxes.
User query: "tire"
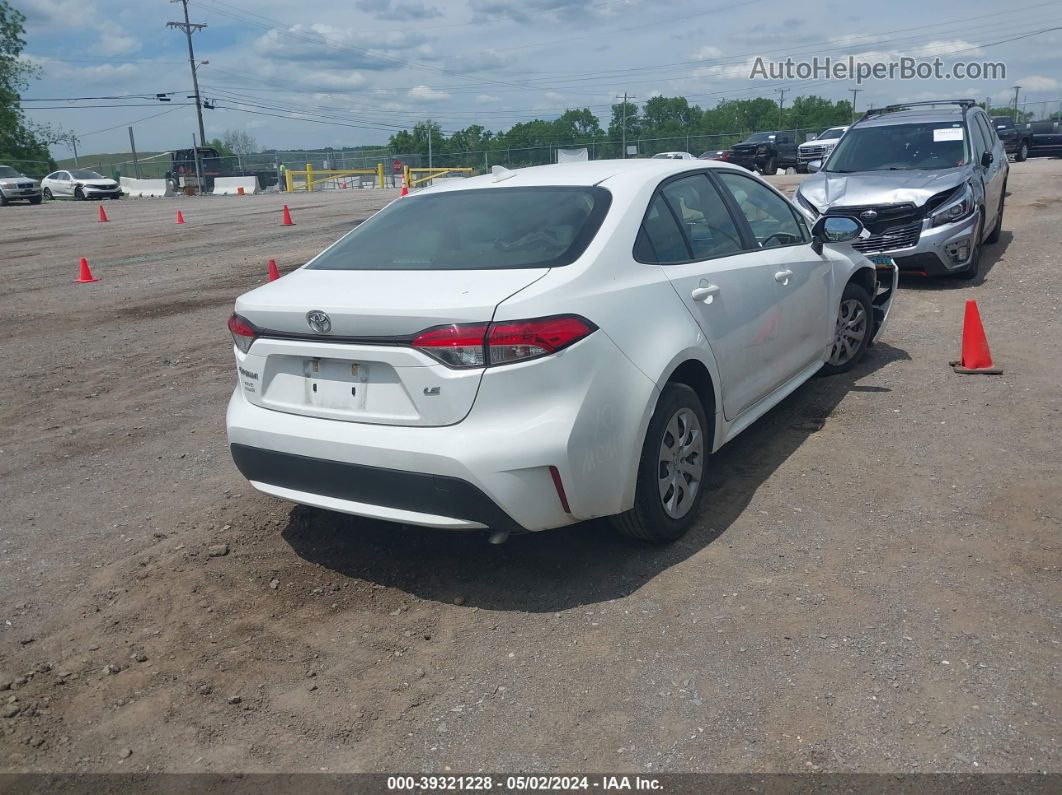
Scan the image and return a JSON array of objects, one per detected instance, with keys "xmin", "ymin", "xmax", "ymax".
[
  {"xmin": 985, "ymin": 189, "xmax": 1004, "ymax": 244},
  {"xmin": 820, "ymin": 281, "xmax": 874, "ymax": 375},
  {"xmin": 0, "ymin": 193, "xmax": 8, "ymax": 207},
  {"xmin": 1016, "ymin": 141, "xmax": 1028, "ymax": 162},
  {"xmin": 796, "ymin": 164, "xmax": 808, "ymax": 174},
  {"xmin": 762, "ymin": 156, "xmax": 778, "ymax": 176},
  {"xmin": 42, "ymin": 188, "xmax": 52, "ymax": 200},
  {"xmin": 952, "ymin": 214, "xmax": 983, "ymax": 281},
  {"xmin": 611, "ymin": 383, "xmax": 708, "ymax": 543},
  {"xmin": 29, "ymin": 196, "xmax": 42, "ymax": 205},
  {"xmin": 74, "ymin": 187, "xmax": 84, "ymax": 200}
]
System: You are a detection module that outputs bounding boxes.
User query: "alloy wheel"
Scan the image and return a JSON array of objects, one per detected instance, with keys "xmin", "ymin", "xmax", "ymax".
[
  {"xmin": 828, "ymin": 298, "xmax": 868, "ymax": 366},
  {"xmin": 657, "ymin": 408, "xmax": 703, "ymax": 519}
]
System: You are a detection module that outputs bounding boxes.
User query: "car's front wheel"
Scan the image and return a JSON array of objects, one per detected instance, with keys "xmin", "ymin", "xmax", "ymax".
[
  {"xmin": 612, "ymin": 383, "xmax": 708, "ymax": 543},
  {"xmin": 820, "ymin": 281, "xmax": 873, "ymax": 375},
  {"xmin": 74, "ymin": 187, "xmax": 85, "ymax": 200},
  {"xmin": 762, "ymin": 156, "xmax": 778, "ymax": 175},
  {"xmin": 29, "ymin": 195, "xmax": 42, "ymax": 205}
]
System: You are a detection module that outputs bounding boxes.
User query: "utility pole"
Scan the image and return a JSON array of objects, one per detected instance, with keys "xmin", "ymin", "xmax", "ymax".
[
  {"xmin": 616, "ymin": 92, "xmax": 635, "ymax": 158},
  {"xmin": 167, "ymin": 0, "xmax": 208, "ymax": 148},
  {"xmin": 70, "ymin": 135, "xmax": 80, "ymax": 167},
  {"xmin": 1011, "ymin": 86, "xmax": 1021, "ymax": 121},
  {"xmin": 775, "ymin": 88, "xmax": 787, "ymax": 129},
  {"xmin": 850, "ymin": 88, "xmax": 862, "ymax": 120},
  {"xmin": 128, "ymin": 127, "xmax": 141, "ymax": 178},
  {"xmin": 426, "ymin": 119, "xmax": 432, "ymax": 169}
]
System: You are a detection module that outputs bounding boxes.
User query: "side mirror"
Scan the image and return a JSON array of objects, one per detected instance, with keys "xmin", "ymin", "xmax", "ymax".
[
  {"xmin": 810, "ymin": 215, "xmax": 864, "ymax": 254},
  {"xmin": 807, "ymin": 159, "xmax": 822, "ymax": 173},
  {"xmin": 981, "ymin": 151, "xmax": 993, "ymax": 167}
]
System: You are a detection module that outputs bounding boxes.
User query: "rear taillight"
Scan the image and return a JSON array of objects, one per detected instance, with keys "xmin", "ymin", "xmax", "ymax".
[
  {"xmin": 411, "ymin": 314, "xmax": 596, "ymax": 369},
  {"xmin": 228, "ymin": 313, "xmax": 256, "ymax": 354}
]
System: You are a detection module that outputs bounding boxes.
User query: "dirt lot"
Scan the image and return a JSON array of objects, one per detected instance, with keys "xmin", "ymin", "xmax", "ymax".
[{"xmin": 1, "ymin": 165, "xmax": 1059, "ymax": 774}]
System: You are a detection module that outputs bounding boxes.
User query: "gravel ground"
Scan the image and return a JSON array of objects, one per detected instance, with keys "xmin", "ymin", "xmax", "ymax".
[{"xmin": 0, "ymin": 165, "xmax": 1059, "ymax": 774}]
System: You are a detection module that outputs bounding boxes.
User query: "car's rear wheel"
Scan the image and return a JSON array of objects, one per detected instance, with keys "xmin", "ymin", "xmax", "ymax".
[
  {"xmin": 820, "ymin": 281, "xmax": 873, "ymax": 375},
  {"xmin": 42, "ymin": 188, "xmax": 52, "ymax": 200},
  {"xmin": 611, "ymin": 383, "xmax": 707, "ymax": 543},
  {"xmin": 1016, "ymin": 142, "xmax": 1028, "ymax": 162}
]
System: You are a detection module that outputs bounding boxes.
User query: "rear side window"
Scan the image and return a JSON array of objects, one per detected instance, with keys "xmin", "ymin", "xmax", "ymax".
[
  {"xmin": 716, "ymin": 171, "xmax": 809, "ymax": 248},
  {"xmin": 636, "ymin": 194, "xmax": 689, "ymax": 264},
  {"xmin": 308, "ymin": 186, "xmax": 611, "ymax": 270}
]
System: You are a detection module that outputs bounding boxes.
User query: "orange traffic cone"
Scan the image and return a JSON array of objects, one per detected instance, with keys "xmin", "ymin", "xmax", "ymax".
[
  {"xmin": 77, "ymin": 257, "xmax": 100, "ymax": 283},
  {"xmin": 98, "ymin": 204, "xmax": 109, "ymax": 223},
  {"xmin": 400, "ymin": 181, "xmax": 409, "ymax": 197},
  {"xmin": 281, "ymin": 204, "xmax": 294, "ymax": 225},
  {"xmin": 950, "ymin": 300, "xmax": 1003, "ymax": 374},
  {"xmin": 267, "ymin": 259, "xmax": 280, "ymax": 282},
  {"xmin": 176, "ymin": 210, "xmax": 186, "ymax": 225}
]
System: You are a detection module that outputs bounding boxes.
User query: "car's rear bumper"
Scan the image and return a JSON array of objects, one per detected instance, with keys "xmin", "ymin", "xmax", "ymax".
[
  {"xmin": 225, "ymin": 332, "xmax": 657, "ymax": 532},
  {"xmin": 230, "ymin": 443, "xmax": 523, "ymax": 531}
]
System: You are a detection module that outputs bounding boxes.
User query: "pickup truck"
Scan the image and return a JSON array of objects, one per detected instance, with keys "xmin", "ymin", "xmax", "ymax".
[
  {"xmin": 1024, "ymin": 120, "xmax": 1062, "ymax": 158},
  {"xmin": 991, "ymin": 117, "xmax": 1033, "ymax": 161},
  {"xmin": 727, "ymin": 131, "xmax": 798, "ymax": 175}
]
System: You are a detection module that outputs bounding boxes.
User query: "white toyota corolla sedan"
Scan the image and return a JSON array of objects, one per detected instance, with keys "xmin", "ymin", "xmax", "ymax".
[{"xmin": 226, "ymin": 160, "xmax": 897, "ymax": 542}]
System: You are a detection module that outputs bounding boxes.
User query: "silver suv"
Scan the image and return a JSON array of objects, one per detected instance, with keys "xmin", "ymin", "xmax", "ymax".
[
  {"xmin": 0, "ymin": 165, "xmax": 42, "ymax": 206},
  {"xmin": 795, "ymin": 100, "xmax": 1007, "ymax": 280}
]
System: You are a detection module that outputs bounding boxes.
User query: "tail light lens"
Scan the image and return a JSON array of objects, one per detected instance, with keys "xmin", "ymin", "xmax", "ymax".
[
  {"xmin": 412, "ymin": 314, "xmax": 596, "ymax": 369},
  {"xmin": 228, "ymin": 313, "xmax": 256, "ymax": 353}
]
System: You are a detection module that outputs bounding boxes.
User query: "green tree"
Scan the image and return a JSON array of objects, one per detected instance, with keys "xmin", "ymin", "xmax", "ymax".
[{"xmin": 0, "ymin": 1, "xmax": 55, "ymax": 175}]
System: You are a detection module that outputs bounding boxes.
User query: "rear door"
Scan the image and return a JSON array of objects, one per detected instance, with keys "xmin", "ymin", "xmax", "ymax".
[{"xmin": 638, "ymin": 172, "xmax": 786, "ymax": 420}]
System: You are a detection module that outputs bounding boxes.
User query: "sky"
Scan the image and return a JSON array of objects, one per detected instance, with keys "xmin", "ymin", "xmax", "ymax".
[{"xmin": 15, "ymin": 0, "xmax": 1062, "ymax": 159}]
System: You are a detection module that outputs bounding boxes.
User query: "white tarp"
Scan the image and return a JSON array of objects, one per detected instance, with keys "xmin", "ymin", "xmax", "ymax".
[
  {"xmin": 119, "ymin": 177, "xmax": 174, "ymax": 198},
  {"xmin": 213, "ymin": 176, "xmax": 260, "ymax": 195},
  {"xmin": 556, "ymin": 147, "xmax": 589, "ymax": 163}
]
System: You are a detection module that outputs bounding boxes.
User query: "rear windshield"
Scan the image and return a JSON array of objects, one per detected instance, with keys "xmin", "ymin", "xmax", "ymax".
[
  {"xmin": 308, "ymin": 186, "xmax": 612, "ymax": 271},
  {"xmin": 825, "ymin": 122, "xmax": 969, "ymax": 172}
]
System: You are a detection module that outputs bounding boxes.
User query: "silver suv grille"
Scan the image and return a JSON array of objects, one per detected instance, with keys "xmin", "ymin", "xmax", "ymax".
[{"xmin": 851, "ymin": 220, "xmax": 922, "ymax": 253}]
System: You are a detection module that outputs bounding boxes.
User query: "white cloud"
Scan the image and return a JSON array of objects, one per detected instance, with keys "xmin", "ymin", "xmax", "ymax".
[
  {"xmin": 1014, "ymin": 75, "xmax": 1061, "ymax": 92},
  {"xmin": 96, "ymin": 24, "xmax": 140, "ymax": 57},
  {"xmin": 408, "ymin": 85, "xmax": 451, "ymax": 102},
  {"xmin": 692, "ymin": 45, "xmax": 722, "ymax": 61},
  {"xmin": 476, "ymin": 94, "xmax": 502, "ymax": 104},
  {"xmin": 544, "ymin": 91, "xmax": 566, "ymax": 102}
]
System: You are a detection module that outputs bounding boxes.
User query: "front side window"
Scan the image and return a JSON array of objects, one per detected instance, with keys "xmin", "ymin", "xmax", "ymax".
[
  {"xmin": 825, "ymin": 121, "xmax": 970, "ymax": 172},
  {"xmin": 717, "ymin": 172, "xmax": 807, "ymax": 248},
  {"xmin": 308, "ymin": 186, "xmax": 611, "ymax": 271}
]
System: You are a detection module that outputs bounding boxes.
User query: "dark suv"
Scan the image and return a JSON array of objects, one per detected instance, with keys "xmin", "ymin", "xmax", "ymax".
[
  {"xmin": 991, "ymin": 117, "xmax": 1032, "ymax": 161},
  {"xmin": 727, "ymin": 131, "xmax": 798, "ymax": 175}
]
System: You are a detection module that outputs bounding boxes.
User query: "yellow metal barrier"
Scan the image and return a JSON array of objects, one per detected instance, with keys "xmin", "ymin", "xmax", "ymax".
[
  {"xmin": 405, "ymin": 167, "xmax": 475, "ymax": 188},
  {"xmin": 285, "ymin": 162, "xmax": 386, "ymax": 192}
]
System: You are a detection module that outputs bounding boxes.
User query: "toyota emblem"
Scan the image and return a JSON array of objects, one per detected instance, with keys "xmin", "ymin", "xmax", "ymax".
[
  {"xmin": 306, "ymin": 310, "xmax": 332, "ymax": 334},
  {"xmin": 859, "ymin": 209, "xmax": 879, "ymax": 221}
]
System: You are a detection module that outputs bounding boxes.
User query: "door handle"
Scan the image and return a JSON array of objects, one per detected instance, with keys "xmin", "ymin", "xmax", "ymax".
[
  {"xmin": 691, "ymin": 284, "xmax": 720, "ymax": 303},
  {"xmin": 774, "ymin": 269, "xmax": 793, "ymax": 284}
]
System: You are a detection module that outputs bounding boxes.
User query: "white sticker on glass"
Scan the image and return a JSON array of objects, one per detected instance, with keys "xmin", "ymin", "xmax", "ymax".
[{"xmin": 933, "ymin": 128, "xmax": 965, "ymax": 142}]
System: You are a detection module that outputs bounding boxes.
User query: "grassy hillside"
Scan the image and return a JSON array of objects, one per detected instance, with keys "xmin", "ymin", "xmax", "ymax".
[{"xmin": 56, "ymin": 152, "xmax": 167, "ymax": 174}]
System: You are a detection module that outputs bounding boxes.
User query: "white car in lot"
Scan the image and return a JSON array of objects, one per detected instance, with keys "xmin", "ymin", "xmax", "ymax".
[
  {"xmin": 651, "ymin": 151, "xmax": 696, "ymax": 160},
  {"xmin": 41, "ymin": 169, "xmax": 122, "ymax": 200},
  {"xmin": 226, "ymin": 160, "xmax": 897, "ymax": 542}
]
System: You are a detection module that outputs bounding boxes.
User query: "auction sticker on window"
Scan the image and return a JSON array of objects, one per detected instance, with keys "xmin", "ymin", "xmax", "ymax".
[{"xmin": 933, "ymin": 127, "xmax": 964, "ymax": 142}]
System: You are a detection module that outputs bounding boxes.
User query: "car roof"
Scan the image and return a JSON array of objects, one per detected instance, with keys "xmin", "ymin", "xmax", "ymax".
[
  {"xmin": 857, "ymin": 107, "xmax": 968, "ymax": 128},
  {"xmin": 416, "ymin": 158, "xmax": 748, "ymax": 194}
]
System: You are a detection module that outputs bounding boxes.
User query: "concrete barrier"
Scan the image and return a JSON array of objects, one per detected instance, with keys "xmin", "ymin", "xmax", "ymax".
[
  {"xmin": 119, "ymin": 177, "xmax": 174, "ymax": 198},
  {"xmin": 213, "ymin": 176, "xmax": 260, "ymax": 195}
]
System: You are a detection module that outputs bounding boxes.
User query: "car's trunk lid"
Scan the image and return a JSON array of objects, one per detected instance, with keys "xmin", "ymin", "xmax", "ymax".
[{"xmin": 233, "ymin": 268, "xmax": 546, "ymax": 427}]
